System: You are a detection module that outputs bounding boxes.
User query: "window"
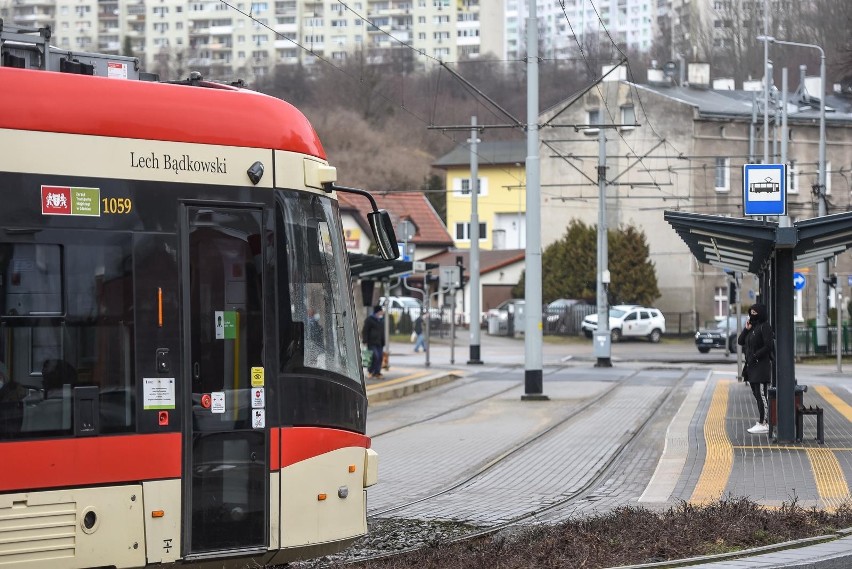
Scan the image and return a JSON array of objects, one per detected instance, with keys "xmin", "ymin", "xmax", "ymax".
[
  {"xmin": 620, "ymin": 105, "xmax": 635, "ymax": 128},
  {"xmin": 585, "ymin": 109, "xmax": 601, "ymax": 133},
  {"xmin": 788, "ymin": 160, "xmax": 799, "ymax": 194},
  {"xmin": 714, "ymin": 286, "xmax": 728, "ymax": 319},
  {"xmin": 825, "ymin": 161, "xmax": 832, "ymax": 195},
  {"xmin": 0, "ymin": 235, "xmax": 136, "ymax": 439},
  {"xmin": 453, "ymin": 177, "xmax": 488, "ymax": 196},
  {"xmin": 714, "ymin": 157, "xmax": 730, "ymax": 191},
  {"xmin": 275, "ymin": 193, "xmax": 360, "ymax": 382},
  {"xmin": 455, "ymin": 222, "xmax": 487, "ymax": 242}
]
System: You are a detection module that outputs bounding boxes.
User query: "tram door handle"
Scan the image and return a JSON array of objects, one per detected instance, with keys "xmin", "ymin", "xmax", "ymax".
[{"xmin": 193, "ymin": 362, "xmax": 200, "ymax": 380}]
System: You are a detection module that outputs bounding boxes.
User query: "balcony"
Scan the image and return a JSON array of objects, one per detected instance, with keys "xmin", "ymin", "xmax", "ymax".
[
  {"xmin": 14, "ymin": 0, "xmax": 53, "ymax": 6},
  {"xmin": 273, "ymin": 22, "xmax": 298, "ymax": 34}
]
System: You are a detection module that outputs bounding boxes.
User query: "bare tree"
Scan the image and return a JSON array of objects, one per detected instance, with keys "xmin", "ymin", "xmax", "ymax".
[
  {"xmin": 152, "ymin": 46, "xmax": 188, "ymax": 82},
  {"xmin": 795, "ymin": 0, "xmax": 852, "ymax": 84}
]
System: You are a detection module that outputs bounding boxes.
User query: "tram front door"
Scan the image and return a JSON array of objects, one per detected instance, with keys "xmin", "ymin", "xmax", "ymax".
[{"xmin": 183, "ymin": 206, "xmax": 269, "ymax": 557}]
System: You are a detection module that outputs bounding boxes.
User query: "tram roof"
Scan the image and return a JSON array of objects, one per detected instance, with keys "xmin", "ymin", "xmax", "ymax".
[
  {"xmin": 0, "ymin": 67, "xmax": 326, "ymax": 159},
  {"xmin": 664, "ymin": 210, "xmax": 852, "ymax": 274}
]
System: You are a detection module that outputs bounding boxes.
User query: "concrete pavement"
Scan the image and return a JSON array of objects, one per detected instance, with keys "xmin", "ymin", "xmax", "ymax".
[{"xmin": 363, "ymin": 332, "xmax": 852, "ymax": 568}]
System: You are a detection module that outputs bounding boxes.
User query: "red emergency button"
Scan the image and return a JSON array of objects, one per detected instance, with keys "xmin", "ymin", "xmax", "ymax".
[
  {"xmin": 201, "ymin": 393, "xmax": 212, "ymax": 409},
  {"xmin": 158, "ymin": 411, "xmax": 169, "ymax": 426}
]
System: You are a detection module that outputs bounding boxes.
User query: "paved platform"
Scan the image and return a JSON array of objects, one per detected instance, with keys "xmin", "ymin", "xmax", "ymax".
[{"xmin": 363, "ymin": 338, "xmax": 852, "ymax": 568}]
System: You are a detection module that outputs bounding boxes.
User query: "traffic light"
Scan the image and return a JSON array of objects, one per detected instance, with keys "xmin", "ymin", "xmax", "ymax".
[
  {"xmin": 455, "ymin": 255, "xmax": 466, "ymax": 285},
  {"xmin": 728, "ymin": 281, "xmax": 739, "ymax": 305}
]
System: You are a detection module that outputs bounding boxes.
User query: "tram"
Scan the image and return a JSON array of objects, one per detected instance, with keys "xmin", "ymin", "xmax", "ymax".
[{"xmin": 0, "ymin": 23, "xmax": 397, "ymax": 568}]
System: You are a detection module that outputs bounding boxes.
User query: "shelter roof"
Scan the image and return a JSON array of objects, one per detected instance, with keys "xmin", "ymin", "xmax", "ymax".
[
  {"xmin": 348, "ymin": 251, "xmax": 438, "ymax": 281},
  {"xmin": 664, "ymin": 210, "xmax": 852, "ymax": 274}
]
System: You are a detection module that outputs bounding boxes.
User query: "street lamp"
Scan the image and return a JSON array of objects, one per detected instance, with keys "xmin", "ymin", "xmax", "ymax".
[{"xmin": 757, "ymin": 35, "xmax": 828, "ymax": 350}]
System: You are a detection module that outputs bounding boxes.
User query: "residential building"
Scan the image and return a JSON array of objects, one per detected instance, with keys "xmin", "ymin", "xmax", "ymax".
[
  {"xmin": 539, "ymin": 69, "xmax": 852, "ymax": 328},
  {"xmin": 338, "ymin": 190, "xmax": 453, "ymax": 259},
  {"xmin": 433, "ymin": 140, "xmax": 527, "ymax": 251},
  {"xmin": 1, "ymin": 0, "xmax": 483, "ymax": 80},
  {"xmin": 423, "ymin": 247, "xmax": 526, "ymax": 319},
  {"xmin": 503, "ymin": 0, "xmax": 658, "ymax": 61}
]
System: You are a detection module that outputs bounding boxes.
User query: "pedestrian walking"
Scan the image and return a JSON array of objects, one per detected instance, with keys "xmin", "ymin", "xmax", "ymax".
[
  {"xmin": 738, "ymin": 302, "xmax": 774, "ymax": 434},
  {"xmin": 413, "ymin": 314, "xmax": 426, "ymax": 353},
  {"xmin": 361, "ymin": 305, "xmax": 386, "ymax": 379}
]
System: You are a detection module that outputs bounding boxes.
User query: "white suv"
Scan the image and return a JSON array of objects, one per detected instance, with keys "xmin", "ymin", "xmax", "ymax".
[{"xmin": 581, "ymin": 305, "xmax": 666, "ymax": 343}]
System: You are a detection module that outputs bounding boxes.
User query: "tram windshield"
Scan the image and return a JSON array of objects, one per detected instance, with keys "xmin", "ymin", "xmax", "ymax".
[{"xmin": 277, "ymin": 191, "xmax": 360, "ymax": 382}]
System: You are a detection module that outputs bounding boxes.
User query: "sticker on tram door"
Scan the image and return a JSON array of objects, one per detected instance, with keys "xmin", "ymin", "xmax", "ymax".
[
  {"xmin": 251, "ymin": 388, "xmax": 265, "ymax": 409},
  {"xmin": 252, "ymin": 409, "xmax": 265, "ymax": 429}
]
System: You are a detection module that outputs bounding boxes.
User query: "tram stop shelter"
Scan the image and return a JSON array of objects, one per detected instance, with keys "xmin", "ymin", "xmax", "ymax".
[
  {"xmin": 347, "ymin": 251, "xmax": 439, "ymax": 306},
  {"xmin": 665, "ymin": 210, "xmax": 852, "ymax": 443}
]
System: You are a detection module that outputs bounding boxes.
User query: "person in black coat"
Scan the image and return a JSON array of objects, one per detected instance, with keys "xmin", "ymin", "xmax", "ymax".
[
  {"xmin": 361, "ymin": 305, "xmax": 386, "ymax": 378},
  {"xmin": 738, "ymin": 303, "xmax": 774, "ymax": 434}
]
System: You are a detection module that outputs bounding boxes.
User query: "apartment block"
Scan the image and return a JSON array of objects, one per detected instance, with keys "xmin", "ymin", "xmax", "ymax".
[{"xmin": 1, "ymin": 0, "xmax": 483, "ymax": 79}]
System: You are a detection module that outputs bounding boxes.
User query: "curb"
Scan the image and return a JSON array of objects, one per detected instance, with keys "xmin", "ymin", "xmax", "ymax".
[{"xmin": 367, "ymin": 371, "xmax": 461, "ymax": 403}]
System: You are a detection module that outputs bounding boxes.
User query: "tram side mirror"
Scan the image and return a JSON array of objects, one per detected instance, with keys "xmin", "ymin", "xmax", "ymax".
[{"xmin": 368, "ymin": 210, "xmax": 399, "ymax": 261}]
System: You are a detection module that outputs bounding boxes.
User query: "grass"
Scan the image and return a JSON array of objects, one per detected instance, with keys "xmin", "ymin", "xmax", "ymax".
[{"xmin": 347, "ymin": 498, "xmax": 852, "ymax": 569}]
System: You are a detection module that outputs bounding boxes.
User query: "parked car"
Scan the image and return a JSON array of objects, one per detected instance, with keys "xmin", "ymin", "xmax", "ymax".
[
  {"xmin": 695, "ymin": 315, "xmax": 747, "ymax": 353},
  {"xmin": 379, "ymin": 296, "xmax": 423, "ymax": 332},
  {"xmin": 581, "ymin": 305, "xmax": 666, "ymax": 343},
  {"xmin": 544, "ymin": 298, "xmax": 595, "ymax": 335},
  {"xmin": 544, "ymin": 298, "xmax": 579, "ymax": 334}
]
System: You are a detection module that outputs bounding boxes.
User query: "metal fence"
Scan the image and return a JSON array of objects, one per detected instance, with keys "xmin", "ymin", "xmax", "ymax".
[{"xmin": 793, "ymin": 326, "xmax": 850, "ymax": 357}]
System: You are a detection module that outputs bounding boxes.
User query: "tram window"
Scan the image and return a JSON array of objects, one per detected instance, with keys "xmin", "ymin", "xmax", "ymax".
[
  {"xmin": 275, "ymin": 193, "xmax": 360, "ymax": 382},
  {"xmin": 0, "ymin": 235, "xmax": 135, "ymax": 438},
  {"xmin": 0, "ymin": 244, "xmax": 63, "ymax": 317}
]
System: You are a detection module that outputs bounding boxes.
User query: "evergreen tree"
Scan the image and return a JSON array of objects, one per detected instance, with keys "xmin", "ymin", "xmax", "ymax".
[
  {"xmin": 513, "ymin": 220, "xmax": 659, "ymax": 307},
  {"xmin": 421, "ymin": 174, "xmax": 446, "ymax": 223}
]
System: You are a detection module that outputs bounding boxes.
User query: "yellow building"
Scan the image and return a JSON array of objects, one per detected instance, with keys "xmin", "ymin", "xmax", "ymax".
[{"xmin": 433, "ymin": 140, "xmax": 527, "ymax": 250}]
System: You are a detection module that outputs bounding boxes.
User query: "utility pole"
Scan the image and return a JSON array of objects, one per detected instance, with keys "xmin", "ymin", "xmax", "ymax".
[
  {"xmin": 522, "ymin": 0, "xmax": 546, "ymax": 400},
  {"xmin": 763, "ymin": 0, "xmax": 769, "ymax": 164},
  {"xmin": 594, "ymin": 98, "xmax": 611, "ymax": 367},
  {"xmin": 816, "ymin": 47, "xmax": 828, "ymax": 353},
  {"xmin": 759, "ymin": 32, "xmax": 829, "ymax": 352},
  {"xmin": 468, "ymin": 116, "xmax": 483, "ymax": 364}
]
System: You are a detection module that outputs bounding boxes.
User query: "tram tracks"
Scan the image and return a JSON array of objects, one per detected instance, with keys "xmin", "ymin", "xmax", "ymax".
[{"xmin": 332, "ymin": 368, "xmax": 695, "ymax": 566}]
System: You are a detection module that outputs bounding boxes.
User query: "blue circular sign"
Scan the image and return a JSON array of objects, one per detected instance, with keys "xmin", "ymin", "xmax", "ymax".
[{"xmin": 793, "ymin": 272, "xmax": 806, "ymax": 290}]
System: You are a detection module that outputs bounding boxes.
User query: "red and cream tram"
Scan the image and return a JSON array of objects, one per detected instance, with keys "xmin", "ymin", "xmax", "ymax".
[{"xmin": 0, "ymin": 25, "xmax": 396, "ymax": 568}]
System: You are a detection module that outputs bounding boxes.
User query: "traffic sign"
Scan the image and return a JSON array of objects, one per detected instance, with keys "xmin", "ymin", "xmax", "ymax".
[
  {"xmin": 743, "ymin": 164, "xmax": 786, "ymax": 216},
  {"xmin": 793, "ymin": 272, "xmax": 806, "ymax": 290},
  {"xmin": 439, "ymin": 265, "xmax": 461, "ymax": 289}
]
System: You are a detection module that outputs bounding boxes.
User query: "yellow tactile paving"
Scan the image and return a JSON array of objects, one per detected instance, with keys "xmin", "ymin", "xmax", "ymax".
[
  {"xmin": 366, "ymin": 370, "xmax": 433, "ymax": 391},
  {"xmin": 805, "ymin": 447, "xmax": 849, "ymax": 511},
  {"xmin": 810, "ymin": 385, "xmax": 852, "ymax": 510},
  {"xmin": 690, "ymin": 379, "xmax": 733, "ymax": 504},
  {"xmin": 814, "ymin": 385, "xmax": 852, "ymax": 421}
]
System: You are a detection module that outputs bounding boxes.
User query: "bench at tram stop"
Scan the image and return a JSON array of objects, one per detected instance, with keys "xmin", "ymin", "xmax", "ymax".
[{"xmin": 768, "ymin": 385, "xmax": 824, "ymax": 444}]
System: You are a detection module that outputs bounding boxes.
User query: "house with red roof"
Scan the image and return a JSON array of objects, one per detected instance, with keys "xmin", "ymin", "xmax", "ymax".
[
  {"xmin": 336, "ymin": 191, "xmax": 454, "ymax": 260},
  {"xmin": 423, "ymin": 248, "xmax": 526, "ymax": 319}
]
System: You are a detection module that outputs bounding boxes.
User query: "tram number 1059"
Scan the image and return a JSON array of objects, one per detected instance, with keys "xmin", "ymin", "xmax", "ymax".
[{"xmin": 102, "ymin": 197, "xmax": 133, "ymax": 214}]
